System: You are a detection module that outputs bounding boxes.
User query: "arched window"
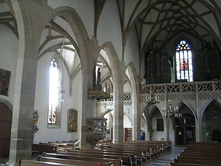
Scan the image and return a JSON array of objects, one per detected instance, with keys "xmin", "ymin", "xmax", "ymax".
[
  {"xmin": 176, "ymin": 40, "xmax": 193, "ymax": 82},
  {"xmin": 48, "ymin": 58, "xmax": 59, "ymax": 124}
]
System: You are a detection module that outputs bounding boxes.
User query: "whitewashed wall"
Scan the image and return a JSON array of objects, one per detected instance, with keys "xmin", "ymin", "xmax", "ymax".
[
  {"xmin": 34, "ymin": 52, "xmax": 82, "ymax": 143},
  {"xmin": 0, "ymin": 25, "xmax": 18, "ymax": 104}
]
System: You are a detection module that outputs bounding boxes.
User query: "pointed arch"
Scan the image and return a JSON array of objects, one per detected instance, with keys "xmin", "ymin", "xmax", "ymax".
[
  {"xmin": 202, "ymin": 100, "xmax": 221, "ymax": 142},
  {"xmin": 174, "ymin": 100, "xmax": 198, "ymax": 122},
  {"xmin": 0, "ymin": 98, "xmax": 13, "ymax": 111},
  {"xmin": 126, "ymin": 62, "xmax": 140, "ymax": 140},
  {"xmin": 100, "ymin": 108, "xmax": 113, "ymax": 117}
]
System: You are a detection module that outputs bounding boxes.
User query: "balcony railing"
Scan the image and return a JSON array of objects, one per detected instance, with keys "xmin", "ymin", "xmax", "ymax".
[
  {"xmin": 98, "ymin": 81, "xmax": 221, "ymax": 103},
  {"xmin": 140, "ymin": 81, "xmax": 221, "ymax": 94}
]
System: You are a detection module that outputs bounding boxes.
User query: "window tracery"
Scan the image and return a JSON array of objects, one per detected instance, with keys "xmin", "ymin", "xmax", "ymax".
[{"xmin": 176, "ymin": 40, "xmax": 193, "ymax": 82}]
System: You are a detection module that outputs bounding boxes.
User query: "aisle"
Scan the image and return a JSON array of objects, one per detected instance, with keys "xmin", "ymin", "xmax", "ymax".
[{"xmin": 147, "ymin": 146, "xmax": 185, "ymax": 166}]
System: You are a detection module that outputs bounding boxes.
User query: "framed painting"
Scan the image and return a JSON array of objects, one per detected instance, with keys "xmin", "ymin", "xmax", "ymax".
[
  {"xmin": 0, "ymin": 68, "xmax": 11, "ymax": 96},
  {"xmin": 67, "ymin": 109, "xmax": 78, "ymax": 132},
  {"xmin": 156, "ymin": 118, "xmax": 164, "ymax": 131}
]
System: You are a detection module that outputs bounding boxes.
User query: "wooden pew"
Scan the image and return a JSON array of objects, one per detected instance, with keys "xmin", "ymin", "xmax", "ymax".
[
  {"xmin": 99, "ymin": 140, "xmax": 171, "ymax": 164},
  {"xmin": 33, "ymin": 141, "xmax": 76, "ymax": 154},
  {"xmin": 32, "ymin": 144, "xmax": 57, "ymax": 154},
  {"xmin": 19, "ymin": 159, "xmax": 73, "ymax": 166},
  {"xmin": 58, "ymin": 150, "xmax": 130, "ymax": 165},
  {"xmin": 38, "ymin": 156, "xmax": 113, "ymax": 166},
  {"xmin": 103, "ymin": 143, "xmax": 157, "ymax": 161},
  {"xmin": 71, "ymin": 145, "xmax": 149, "ymax": 165},
  {"xmin": 41, "ymin": 152, "xmax": 122, "ymax": 166},
  {"xmin": 170, "ymin": 142, "xmax": 221, "ymax": 166},
  {"xmin": 170, "ymin": 163, "xmax": 216, "ymax": 166},
  {"xmin": 174, "ymin": 158, "xmax": 221, "ymax": 164},
  {"xmin": 44, "ymin": 142, "xmax": 76, "ymax": 151},
  {"xmin": 94, "ymin": 140, "xmax": 170, "ymax": 164},
  {"xmin": 126, "ymin": 140, "xmax": 172, "ymax": 155}
]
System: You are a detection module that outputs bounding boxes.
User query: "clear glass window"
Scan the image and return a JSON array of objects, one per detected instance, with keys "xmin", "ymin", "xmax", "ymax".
[{"xmin": 48, "ymin": 58, "xmax": 59, "ymax": 124}]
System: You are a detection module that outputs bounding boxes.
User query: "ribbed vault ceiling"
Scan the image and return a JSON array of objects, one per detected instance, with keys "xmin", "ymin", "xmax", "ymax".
[
  {"xmin": 1, "ymin": 0, "xmax": 221, "ymax": 58},
  {"xmin": 113, "ymin": 0, "xmax": 221, "ymax": 53}
]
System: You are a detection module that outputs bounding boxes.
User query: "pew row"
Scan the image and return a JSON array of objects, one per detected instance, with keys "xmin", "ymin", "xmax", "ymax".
[
  {"xmin": 170, "ymin": 142, "xmax": 221, "ymax": 166},
  {"xmin": 59, "ymin": 150, "xmax": 132, "ymax": 165},
  {"xmin": 19, "ymin": 159, "xmax": 74, "ymax": 166},
  {"xmin": 32, "ymin": 140, "xmax": 79, "ymax": 154},
  {"xmin": 41, "ymin": 152, "xmax": 121, "ymax": 166},
  {"xmin": 39, "ymin": 156, "xmax": 113, "ymax": 166}
]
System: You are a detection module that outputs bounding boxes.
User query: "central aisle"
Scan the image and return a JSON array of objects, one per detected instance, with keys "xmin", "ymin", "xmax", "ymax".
[{"xmin": 147, "ymin": 146, "xmax": 185, "ymax": 166}]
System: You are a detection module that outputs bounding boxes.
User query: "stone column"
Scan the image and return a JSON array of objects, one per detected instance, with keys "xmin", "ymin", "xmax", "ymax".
[
  {"xmin": 164, "ymin": 116, "xmax": 169, "ymax": 141},
  {"xmin": 132, "ymin": 99, "xmax": 141, "ymax": 141},
  {"xmin": 80, "ymin": 37, "xmax": 100, "ymax": 149},
  {"xmin": 113, "ymin": 61, "xmax": 125, "ymax": 144},
  {"xmin": 131, "ymin": 82, "xmax": 140, "ymax": 141},
  {"xmin": 113, "ymin": 81, "xmax": 124, "ymax": 144},
  {"xmin": 7, "ymin": 1, "xmax": 50, "ymax": 165},
  {"xmin": 9, "ymin": 18, "xmax": 38, "ymax": 166}
]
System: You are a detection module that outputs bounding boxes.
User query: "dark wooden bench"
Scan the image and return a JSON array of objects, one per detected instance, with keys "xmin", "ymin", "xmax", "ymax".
[
  {"xmin": 170, "ymin": 142, "xmax": 221, "ymax": 166},
  {"xmin": 19, "ymin": 159, "xmax": 73, "ymax": 166},
  {"xmin": 59, "ymin": 150, "xmax": 130, "ymax": 165},
  {"xmin": 74, "ymin": 145, "xmax": 150, "ymax": 164},
  {"xmin": 173, "ymin": 157, "xmax": 221, "ymax": 165},
  {"xmin": 32, "ymin": 144, "xmax": 57, "ymax": 154},
  {"xmin": 170, "ymin": 163, "xmax": 216, "ymax": 166},
  {"xmin": 39, "ymin": 156, "xmax": 113, "ymax": 166},
  {"xmin": 41, "ymin": 152, "xmax": 122, "ymax": 166},
  {"xmin": 103, "ymin": 143, "xmax": 158, "ymax": 161},
  {"xmin": 95, "ymin": 140, "xmax": 172, "ymax": 164},
  {"xmin": 32, "ymin": 141, "xmax": 77, "ymax": 155}
]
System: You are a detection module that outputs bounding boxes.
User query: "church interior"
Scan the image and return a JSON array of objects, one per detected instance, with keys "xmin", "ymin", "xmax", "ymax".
[{"xmin": 0, "ymin": 0, "xmax": 221, "ymax": 165}]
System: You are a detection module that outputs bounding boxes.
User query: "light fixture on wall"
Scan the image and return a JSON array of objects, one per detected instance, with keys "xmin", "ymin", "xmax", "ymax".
[
  {"xmin": 145, "ymin": 93, "xmax": 160, "ymax": 105},
  {"xmin": 168, "ymin": 105, "xmax": 182, "ymax": 118},
  {"xmin": 60, "ymin": 90, "xmax": 65, "ymax": 102},
  {"xmin": 163, "ymin": 100, "xmax": 182, "ymax": 118}
]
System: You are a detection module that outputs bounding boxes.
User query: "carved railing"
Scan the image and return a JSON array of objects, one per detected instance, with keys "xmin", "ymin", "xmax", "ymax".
[
  {"xmin": 140, "ymin": 81, "xmax": 221, "ymax": 93},
  {"xmin": 86, "ymin": 117, "xmax": 107, "ymax": 139},
  {"xmin": 98, "ymin": 81, "xmax": 221, "ymax": 103},
  {"xmin": 86, "ymin": 117, "xmax": 107, "ymax": 149},
  {"xmin": 140, "ymin": 81, "xmax": 221, "ymax": 101}
]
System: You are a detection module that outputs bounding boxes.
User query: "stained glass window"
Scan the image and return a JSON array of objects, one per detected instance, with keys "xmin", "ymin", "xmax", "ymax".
[
  {"xmin": 48, "ymin": 58, "xmax": 59, "ymax": 124},
  {"xmin": 176, "ymin": 40, "xmax": 193, "ymax": 82}
]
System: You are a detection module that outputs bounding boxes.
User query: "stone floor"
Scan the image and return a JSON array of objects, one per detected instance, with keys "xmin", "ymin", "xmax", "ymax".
[
  {"xmin": 0, "ymin": 157, "xmax": 8, "ymax": 166},
  {"xmin": 147, "ymin": 146, "xmax": 185, "ymax": 166},
  {"xmin": 0, "ymin": 155, "xmax": 38, "ymax": 166}
]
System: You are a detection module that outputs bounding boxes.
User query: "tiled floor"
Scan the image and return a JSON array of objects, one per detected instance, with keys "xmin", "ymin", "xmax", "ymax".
[{"xmin": 147, "ymin": 146, "xmax": 185, "ymax": 166}]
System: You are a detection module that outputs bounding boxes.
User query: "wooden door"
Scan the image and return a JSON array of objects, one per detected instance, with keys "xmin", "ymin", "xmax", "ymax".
[
  {"xmin": 0, "ymin": 102, "xmax": 12, "ymax": 157},
  {"xmin": 175, "ymin": 126, "xmax": 184, "ymax": 145},
  {"xmin": 174, "ymin": 114, "xmax": 195, "ymax": 146},
  {"xmin": 124, "ymin": 128, "xmax": 132, "ymax": 142}
]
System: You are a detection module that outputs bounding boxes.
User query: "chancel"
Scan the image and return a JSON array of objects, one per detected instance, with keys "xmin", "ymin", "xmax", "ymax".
[{"xmin": 0, "ymin": 1, "xmax": 221, "ymax": 166}]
